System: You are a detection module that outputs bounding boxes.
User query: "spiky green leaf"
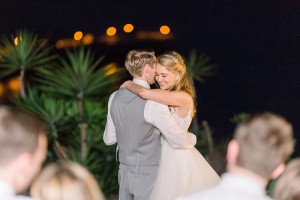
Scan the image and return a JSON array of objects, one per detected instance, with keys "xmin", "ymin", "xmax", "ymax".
[{"xmin": 185, "ymin": 49, "xmax": 216, "ymax": 84}]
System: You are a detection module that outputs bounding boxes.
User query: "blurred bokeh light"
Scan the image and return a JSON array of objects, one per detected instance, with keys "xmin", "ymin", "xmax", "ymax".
[
  {"xmin": 74, "ymin": 31, "xmax": 83, "ymax": 41},
  {"xmin": 160, "ymin": 25, "xmax": 170, "ymax": 35},
  {"xmin": 123, "ymin": 24, "xmax": 134, "ymax": 33},
  {"xmin": 106, "ymin": 27, "xmax": 117, "ymax": 36}
]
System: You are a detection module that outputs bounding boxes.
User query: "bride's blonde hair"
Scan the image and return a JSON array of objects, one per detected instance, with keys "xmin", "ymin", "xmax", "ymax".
[{"xmin": 157, "ymin": 51, "xmax": 196, "ymax": 115}]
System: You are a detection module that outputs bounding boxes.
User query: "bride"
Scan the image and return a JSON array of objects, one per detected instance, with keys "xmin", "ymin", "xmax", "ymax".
[{"xmin": 121, "ymin": 51, "xmax": 220, "ymax": 200}]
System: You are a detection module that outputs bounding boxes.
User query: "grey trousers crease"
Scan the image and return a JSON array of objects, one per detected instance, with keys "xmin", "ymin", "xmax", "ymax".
[{"xmin": 118, "ymin": 164, "xmax": 159, "ymax": 200}]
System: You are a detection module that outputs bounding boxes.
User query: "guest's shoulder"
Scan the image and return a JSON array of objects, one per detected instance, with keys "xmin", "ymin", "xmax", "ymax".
[
  {"xmin": 264, "ymin": 195, "xmax": 274, "ymax": 200},
  {"xmin": 11, "ymin": 195, "xmax": 35, "ymax": 200},
  {"xmin": 175, "ymin": 187, "xmax": 221, "ymax": 200}
]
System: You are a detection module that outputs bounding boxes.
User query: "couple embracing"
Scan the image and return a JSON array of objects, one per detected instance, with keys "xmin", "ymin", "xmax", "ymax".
[{"xmin": 103, "ymin": 49, "xmax": 219, "ymax": 200}]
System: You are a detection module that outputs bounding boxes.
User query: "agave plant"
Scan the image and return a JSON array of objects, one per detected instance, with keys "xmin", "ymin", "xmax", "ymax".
[
  {"xmin": 15, "ymin": 88, "xmax": 77, "ymax": 160},
  {"xmin": 36, "ymin": 47, "xmax": 125, "ymax": 160},
  {"xmin": 66, "ymin": 100, "xmax": 119, "ymax": 195},
  {"xmin": 0, "ymin": 30, "xmax": 56, "ymax": 97}
]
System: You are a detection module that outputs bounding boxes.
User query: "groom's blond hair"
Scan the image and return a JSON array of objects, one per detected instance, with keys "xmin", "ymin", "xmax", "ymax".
[{"xmin": 125, "ymin": 49, "xmax": 156, "ymax": 77}]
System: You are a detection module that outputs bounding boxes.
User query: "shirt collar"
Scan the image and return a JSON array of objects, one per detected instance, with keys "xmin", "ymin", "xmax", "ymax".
[
  {"xmin": 132, "ymin": 79, "xmax": 150, "ymax": 89},
  {"xmin": 220, "ymin": 173, "xmax": 268, "ymax": 196},
  {"xmin": 0, "ymin": 179, "xmax": 15, "ymax": 197}
]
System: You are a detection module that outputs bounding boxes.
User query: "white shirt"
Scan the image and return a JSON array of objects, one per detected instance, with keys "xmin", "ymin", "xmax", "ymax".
[
  {"xmin": 103, "ymin": 79, "xmax": 196, "ymax": 148},
  {"xmin": 0, "ymin": 179, "xmax": 34, "ymax": 200},
  {"xmin": 175, "ymin": 173, "xmax": 273, "ymax": 200}
]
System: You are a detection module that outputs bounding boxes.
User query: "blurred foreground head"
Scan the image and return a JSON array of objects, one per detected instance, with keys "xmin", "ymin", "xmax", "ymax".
[
  {"xmin": 0, "ymin": 105, "xmax": 47, "ymax": 193},
  {"xmin": 31, "ymin": 161, "xmax": 105, "ymax": 200},
  {"xmin": 227, "ymin": 113, "xmax": 294, "ymax": 179},
  {"xmin": 274, "ymin": 158, "xmax": 300, "ymax": 200}
]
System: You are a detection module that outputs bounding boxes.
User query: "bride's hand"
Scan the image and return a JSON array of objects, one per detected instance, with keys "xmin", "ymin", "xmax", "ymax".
[{"xmin": 120, "ymin": 80, "xmax": 132, "ymax": 89}]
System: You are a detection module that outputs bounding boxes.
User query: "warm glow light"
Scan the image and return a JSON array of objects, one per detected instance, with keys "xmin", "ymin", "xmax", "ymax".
[
  {"xmin": 71, "ymin": 40, "xmax": 78, "ymax": 46},
  {"xmin": 82, "ymin": 33, "xmax": 94, "ymax": 45},
  {"xmin": 136, "ymin": 31, "xmax": 174, "ymax": 41},
  {"xmin": 8, "ymin": 78, "xmax": 20, "ymax": 92},
  {"xmin": 14, "ymin": 37, "xmax": 22, "ymax": 45},
  {"xmin": 123, "ymin": 24, "xmax": 134, "ymax": 33},
  {"xmin": 0, "ymin": 83, "xmax": 4, "ymax": 96},
  {"xmin": 104, "ymin": 63, "xmax": 118, "ymax": 76},
  {"xmin": 160, "ymin": 25, "xmax": 170, "ymax": 35},
  {"xmin": 56, "ymin": 40, "xmax": 65, "ymax": 49},
  {"xmin": 74, "ymin": 31, "xmax": 83, "ymax": 40},
  {"xmin": 99, "ymin": 35, "xmax": 119, "ymax": 45},
  {"xmin": 106, "ymin": 27, "xmax": 117, "ymax": 36}
]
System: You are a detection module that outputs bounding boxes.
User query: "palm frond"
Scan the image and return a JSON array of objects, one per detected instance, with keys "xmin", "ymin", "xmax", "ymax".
[
  {"xmin": 0, "ymin": 30, "xmax": 56, "ymax": 79},
  {"xmin": 36, "ymin": 47, "xmax": 126, "ymax": 100},
  {"xmin": 185, "ymin": 49, "xmax": 216, "ymax": 84},
  {"xmin": 15, "ymin": 88, "xmax": 76, "ymax": 138}
]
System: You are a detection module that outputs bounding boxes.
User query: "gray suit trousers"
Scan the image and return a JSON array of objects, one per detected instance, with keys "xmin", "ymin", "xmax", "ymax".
[{"xmin": 118, "ymin": 164, "xmax": 159, "ymax": 200}]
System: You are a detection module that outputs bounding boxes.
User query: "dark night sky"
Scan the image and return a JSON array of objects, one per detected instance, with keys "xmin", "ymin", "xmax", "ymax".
[{"xmin": 0, "ymin": 0, "xmax": 300, "ymax": 155}]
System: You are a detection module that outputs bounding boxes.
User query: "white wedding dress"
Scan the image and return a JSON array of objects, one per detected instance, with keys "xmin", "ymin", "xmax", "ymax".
[{"xmin": 149, "ymin": 108, "xmax": 220, "ymax": 200}]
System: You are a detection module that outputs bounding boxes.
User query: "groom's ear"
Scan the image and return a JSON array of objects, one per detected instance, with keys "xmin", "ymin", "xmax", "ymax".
[{"xmin": 144, "ymin": 64, "xmax": 150, "ymax": 73}]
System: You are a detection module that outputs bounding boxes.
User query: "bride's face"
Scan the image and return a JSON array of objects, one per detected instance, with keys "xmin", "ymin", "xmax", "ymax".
[{"xmin": 155, "ymin": 63, "xmax": 177, "ymax": 90}]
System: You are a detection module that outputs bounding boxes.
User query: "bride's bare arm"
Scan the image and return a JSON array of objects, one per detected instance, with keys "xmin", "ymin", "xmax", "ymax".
[{"xmin": 123, "ymin": 80, "xmax": 191, "ymax": 107}]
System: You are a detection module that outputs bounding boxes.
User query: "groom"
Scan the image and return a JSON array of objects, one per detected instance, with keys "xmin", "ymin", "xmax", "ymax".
[{"xmin": 103, "ymin": 49, "xmax": 196, "ymax": 200}]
